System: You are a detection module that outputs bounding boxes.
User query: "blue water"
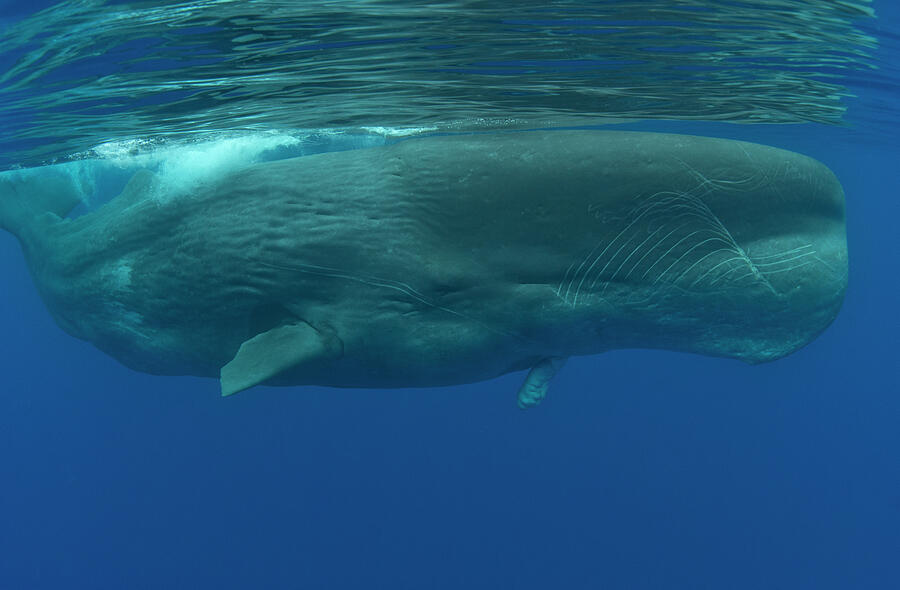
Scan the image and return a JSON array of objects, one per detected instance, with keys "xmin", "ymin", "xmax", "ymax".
[{"xmin": 1, "ymin": 2, "xmax": 898, "ymax": 589}]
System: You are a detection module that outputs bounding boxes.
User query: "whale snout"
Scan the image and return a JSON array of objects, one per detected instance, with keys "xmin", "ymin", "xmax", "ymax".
[
  {"xmin": 711, "ymin": 147, "xmax": 848, "ymax": 361},
  {"xmin": 550, "ymin": 135, "xmax": 848, "ymax": 362}
]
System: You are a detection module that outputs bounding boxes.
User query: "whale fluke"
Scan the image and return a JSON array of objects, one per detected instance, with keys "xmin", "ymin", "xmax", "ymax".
[{"xmin": 0, "ymin": 170, "xmax": 83, "ymax": 240}]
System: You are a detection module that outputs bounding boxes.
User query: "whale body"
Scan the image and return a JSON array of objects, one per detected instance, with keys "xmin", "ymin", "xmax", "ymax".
[{"xmin": 0, "ymin": 131, "xmax": 847, "ymax": 407}]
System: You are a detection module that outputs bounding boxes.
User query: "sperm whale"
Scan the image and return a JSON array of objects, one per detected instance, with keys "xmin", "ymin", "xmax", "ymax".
[{"xmin": 0, "ymin": 131, "xmax": 848, "ymax": 407}]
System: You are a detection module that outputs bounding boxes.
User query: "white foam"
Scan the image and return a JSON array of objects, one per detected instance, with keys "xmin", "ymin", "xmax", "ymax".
[
  {"xmin": 93, "ymin": 132, "xmax": 303, "ymax": 202},
  {"xmin": 0, "ymin": 128, "xmax": 410, "ymax": 211},
  {"xmin": 359, "ymin": 126, "xmax": 438, "ymax": 137}
]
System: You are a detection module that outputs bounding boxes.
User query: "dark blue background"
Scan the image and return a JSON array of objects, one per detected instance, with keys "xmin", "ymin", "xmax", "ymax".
[{"xmin": 1, "ymin": 3, "xmax": 898, "ymax": 589}]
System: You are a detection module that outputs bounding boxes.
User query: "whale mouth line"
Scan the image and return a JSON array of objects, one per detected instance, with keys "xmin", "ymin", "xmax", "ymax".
[{"xmin": 249, "ymin": 258, "xmax": 526, "ymax": 342}]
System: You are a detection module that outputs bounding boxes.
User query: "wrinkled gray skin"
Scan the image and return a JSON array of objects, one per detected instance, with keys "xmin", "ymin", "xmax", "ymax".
[{"xmin": 0, "ymin": 131, "xmax": 847, "ymax": 405}]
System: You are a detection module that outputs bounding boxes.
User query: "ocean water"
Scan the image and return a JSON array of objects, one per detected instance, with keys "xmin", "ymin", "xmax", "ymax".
[{"xmin": 0, "ymin": 2, "xmax": 898, "ymax": 589}]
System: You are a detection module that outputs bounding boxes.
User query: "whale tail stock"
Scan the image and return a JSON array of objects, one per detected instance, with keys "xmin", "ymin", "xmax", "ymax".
[{"xmin": 0, "ymin": 169, "xmax": 83, "ymax": 244}]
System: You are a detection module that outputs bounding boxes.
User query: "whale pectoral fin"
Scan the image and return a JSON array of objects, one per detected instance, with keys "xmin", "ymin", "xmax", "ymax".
[
  {"xmin": 516, "ymin": 357, "xmax": 568, "ymax": 409},
  {"xmin": 220, "ymin": 322, "xmax": 341, "ymax": 397}
]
